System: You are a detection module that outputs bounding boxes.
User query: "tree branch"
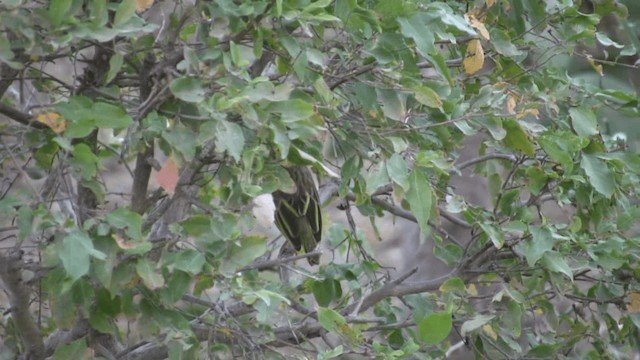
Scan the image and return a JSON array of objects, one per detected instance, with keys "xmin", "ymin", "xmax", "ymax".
[
  {"xmin": 0, "ymin": 103, "xmax": 46, "ymax": 129},
  {"xmin": 0, "ymin": 250, "xmax": 45, "ymax": 359}
]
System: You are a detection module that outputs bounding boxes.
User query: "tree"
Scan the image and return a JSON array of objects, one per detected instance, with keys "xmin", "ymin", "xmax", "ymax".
[{"xmin": 1, "ymin": 0, "xmax": 639, "ymax": 359}]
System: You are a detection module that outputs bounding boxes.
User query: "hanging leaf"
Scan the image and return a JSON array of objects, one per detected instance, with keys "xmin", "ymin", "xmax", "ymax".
[
  {"xmin": 156, "ymin": 157, "xmax": 180, "ymax": 195},
  {"xmin": 581, "ymin": 154, "xmax": 615, "ymax": 198},
  {"xmin": 406, "ymin": 169, "xmax": 433, "ymax": 235},
  {"xmin": 463, "ymin": 39, "xmax": 485, "ymax": 75}
]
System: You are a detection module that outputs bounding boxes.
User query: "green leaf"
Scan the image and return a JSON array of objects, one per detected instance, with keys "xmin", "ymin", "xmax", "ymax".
[
  {"xmin": 595, "ymin": 32, "xmax": 624, "ymax": 49},
  {"xmin": 225, "ymin": 236, "xmax": 267, "ymax": 271},
  {"xmin": 406, "ymin": 169, "xmax": 433, "ymax": 235},
  {"xmin": 303, "ymin": 0, "xmax": 332, "ymax": 11},
  {"xmin": 49, "ymin": 0, "xmax": 72, "ymax": 27},
  {"xmin": 136, "ymin": 257, "xmax": 165, "ymax": 289},
  {"xmin": 418, "ymin": 312, "xmax": 452, "ymax": 345},
  {"xmin": 170, "ymin": 76, "xmax": 206, "ymax": 103},
  {"xmin": 502, "ymin": 119, "xmax": 536, "ymax": 156},
  {"xmin": 71, "ymin": 143, "xmax": 100, "ymax": 180},
  {"xmin": 387, "ymin": 154, "xmax": 409, "ymax": 190},
  {"xmin": 113, "ymin": 0, "xmax": 136, "ymax": 26},
  {"xmin": 54, "ymin": 338, "xmax": 88, "ymax": 360},
  {"xmin": 105, "ymin": 53, "xmax": 124, "ymax": 84},
  {"xmin": 168, "ymin": 249, "xmax": 206, "ymax": 275},
  {"xmin": 526, "ymin": 166, "xmax": 548, "ymax": 196},
  {"xmin": 479, "ymin": 222, "xmax": 504, "ymax": 249},
  {"xmin": 272, "ymin": 124, "xmax": 291, "ymax": 158},
  {"xmin": 541, "ymin": 251, "xmax": 573, "ymax": 280},
  {"xmin": 269, "ymin": 99, "xmax": 315, "ymax": 122},
  {"xmin": 377, "ymin": 88, "xmax": 406, "ymax": 121},
  {"xmin": 461, "ymin": 314, "xmax": 495, "ymax": 336},
  {"xmin": 539, "ymin": 131, "xmax": 587, "ymax": 173},
  {"xmin": 229, "ymin": 41, "xmax": 249, "ymax": 67},
  {"xmin": 312, "ymin": 279, "xmax": 342, "ymax": 307},
  {"xmin": 93, "ymin": 102, "xmax": 133, "ymax": 128},
  {"xmin": 60, "ymin": 231, "xmax": 106, "ymax": 282},
  {"xmin": 159, "ymin": 270, "xmax": 191, "ymax": 304},
  {"xmin": 105, "ymin": 208, "xmax": 143, "ymax": 241},
  {"xmin": 429, "ymin": 3, "xmax": 476, "ymax": 35},
  {"xmin": 318, "ymin": 307, "xmax": 347, "ymax": 333},
  {"xmin": 398, "ymin": 15, "xmax": 435, "ymax": 58},
  {"xmin": 569, "ymin": 107, "xmax": 598, "ymax": 137},
  {"xmin": 17, "ymin": 206, "xmax": 33, "ymax": 242},
  {"xmin": 365, "ymin": 165, "xmax": 389, "ymax": 194},
  {"xmin": 490, "ymin": 30, "xmax": 524, "ymax": 56},
  {"xmin": 216, "ymin": 120, "xmax": 245, "ymax": 161},
  {"xmin": 89, "ymin": 311, "xmax": 114, "ymax": 334},
  {"xmin": 439, "ymin": 277, "xmax": 466, "ymax": 293},
  {"xmin": 162, "ymin": 126, "xmax": 197, "ymax": 161},
  {"xmin": 581, "ymin": 154, "xmax": 615, "ymax": 198},
  {"xmin": 414, "ymin": 85, "xmax": 443, "ymax": 110},
  {"xmin": 319, "ymin": 345, "xmax": 344, "ymax": 360},
  {"xmin": 513, "ymin": 226, "xmax": 556, "ymax": 266},
  {"xmin": 0, "ymin": 36, "xmax": 20, "ymax": 68}
]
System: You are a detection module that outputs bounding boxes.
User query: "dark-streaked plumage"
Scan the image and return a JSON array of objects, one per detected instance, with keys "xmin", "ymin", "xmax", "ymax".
[{"xmin": 272, "ymin": 166, "xmax": 321, "ymax": 265}]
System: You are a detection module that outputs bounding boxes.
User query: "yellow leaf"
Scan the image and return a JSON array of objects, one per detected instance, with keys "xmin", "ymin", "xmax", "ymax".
[
  {"xmin": 36, "ymin": 112, "xmax": 67, "ymax": 134},
  {"xmin": 135, "ymin": 0, "xmax": 154, "ymax": 12},
  {"xmin": 534, "ymin": 307, "xmax": 543, "ymax": 315},
  {"xmin": 482, "ymin": 324, "xmax": 498, "ymax": 340},
  {"xmin": 463, "ymin": 39, "xmax": 485, "ymax": 75},
  {"xmin": 516, "ymin": 108, "xmax": 540, "ymax": 119},
  {"xmin": 465, "ymin": 14, "xmax": 490, "ymax": 40},
  {"xmin": 628, "ymin": 292, "xmax": 640, "ymax": 313},
  {"xmin": 486, "ymin": 0, "xmax": 497, "ymax": 7},
  {"xmin": 467, "ymin": 283, "xmax": 478, "ymax": 296}
]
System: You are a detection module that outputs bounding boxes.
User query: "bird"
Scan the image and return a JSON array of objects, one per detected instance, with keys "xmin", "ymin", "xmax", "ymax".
[{"xmin": 272, "ymin": 166, "xmax": 322, "ymax": 265}]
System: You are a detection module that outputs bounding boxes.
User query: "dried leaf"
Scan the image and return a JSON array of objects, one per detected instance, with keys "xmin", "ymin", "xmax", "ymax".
[
  {"xmin": 463, "ymin": 39, "xmax": 485, "ymax": 75},
  {"xmin": 482, "ymin": 324, "xmax": 498, "ymax": 340},
  {"xmin": 113, "ymin": 233, "xmax": 137, "ymax": 250},
  {"xmin": 467, "ymin": 283, "xmax": 478, "ymax": 296},
  {"xmin": 586, "ymin": 56, "xmax": 603, "ymax": 76},
  {"xmin": 628, "ymin": 292, "xmax": 640, "ymax": 313},
  {"xmin": 506, "ymin": 96, "xmax": 517, "ymax": 114},
  {"xmin": 156, "ymin": 157, "xmax": 179, "ymax": 195},
  {"xmin": 135, "ymin": 0, "xmax": 154, "ymax": 12},
  {"xmin": 516, "ymin": 108, "xmax": 540, "ymax": 119},
  {"xmin": 36, "ymin": 112, "xmax": 67, "ymax": 134},
  {"xmin": 465, "ymin": 14, "xmax": 490, "ymax": 40}
]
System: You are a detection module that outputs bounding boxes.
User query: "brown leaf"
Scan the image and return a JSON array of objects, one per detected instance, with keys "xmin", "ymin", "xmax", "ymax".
[
  {"xmin": 156, "ymin": 157, "xmax": 179, "ymax": 195},
  {"xmin": 113, "ymin": 233, "xmax": 137, "ymax": 250},
  {"xmin": 627, "ymin": 291, "xmax": 640, "ymax": 313}
]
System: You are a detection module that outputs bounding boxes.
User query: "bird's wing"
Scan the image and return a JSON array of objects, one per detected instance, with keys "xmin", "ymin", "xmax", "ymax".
[{"xmin": 273, "ymin": 193, "xmax": 303, "ymax": 251}]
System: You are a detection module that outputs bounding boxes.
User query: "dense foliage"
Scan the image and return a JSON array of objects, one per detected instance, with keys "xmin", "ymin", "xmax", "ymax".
[{"xmin": 1, "ymin": 0, "xmax": 639, "ymax": 359}]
